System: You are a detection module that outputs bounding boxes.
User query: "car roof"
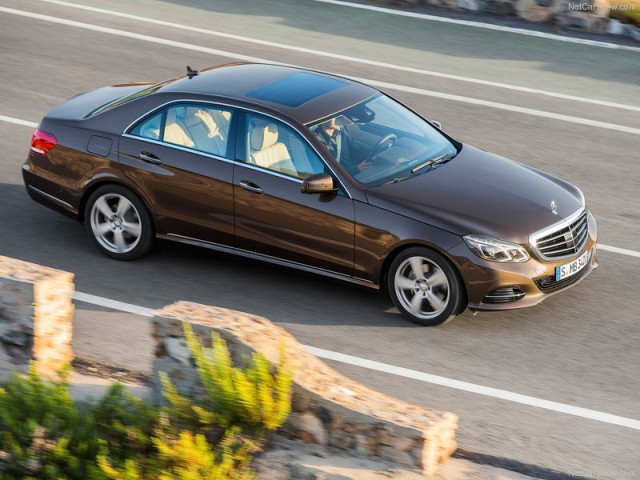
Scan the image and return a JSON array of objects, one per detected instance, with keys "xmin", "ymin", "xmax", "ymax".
[{"xmin": 159, "ymin": 63, "xmax": 379, "ymax": 125}]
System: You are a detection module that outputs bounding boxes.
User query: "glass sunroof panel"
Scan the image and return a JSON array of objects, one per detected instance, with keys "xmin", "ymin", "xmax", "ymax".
[{"xmin": 247, "ymin": 72, "xmax": 347, "ymax": 107}]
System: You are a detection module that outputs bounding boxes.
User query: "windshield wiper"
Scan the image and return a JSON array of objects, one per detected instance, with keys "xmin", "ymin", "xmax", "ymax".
[
  {"xmin": 383, "ymin": 152, "xmax": 457, "ymax": 185},
  {"xmin": 411, "ymin": 152, "xmax": 456, "ymax": 174}
]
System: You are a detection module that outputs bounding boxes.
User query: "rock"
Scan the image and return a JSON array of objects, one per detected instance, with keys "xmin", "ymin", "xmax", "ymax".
[
  {"xmin": 515, "ymin": 0, "xmax": 537, "ymax": 17},
  {"xmin": 521, "ymin": 5, "xmax": 555, "ymax": 21},
  {"xmin": 292, "ymin": 391, "xmax": 311, "ymax": 413},
  {"xmin": 377, "ymin": 445, "xmax": 416, "ymax": 467},
  {"xmin": 482, "ymin": 0, "xmax": 516, "ymax": 16},
  {"xmin": 311, "ymin": 445, "xmax": 330, "ymax": 458},
  {"xmin": 316, "ymin": 406, "xmax": 332, "ymax": 426},
  {"xmin": 355, "ymin": 433, "xmax": 377, "ymax": 456},
  {"xmin": 330, "ymin": 430, "xmax": 355, "ymax": 450},
  {"xmin": 456, "ymin": 0, "xmax": 480, "ymax": 10},
  {"xmin": 376, "ymin": 428, "xmax": 394, "ymax": 446},
  {"xmin": 329, "ymin": 416, "xmax": 344, "ymax": 431},
  {"xmin": 393, "ymin": 436, "xmax": 417, "ymax": 452},
  {"xmin": 164, "ymin": 337, "xmax": 191, "ymax": 365},
  {"xmin": 289, "ymin": 412, "xmax": 328, "ymax": 445}
]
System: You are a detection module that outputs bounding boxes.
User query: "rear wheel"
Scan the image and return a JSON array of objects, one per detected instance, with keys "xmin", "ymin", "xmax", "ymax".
[
  {"xmin": 387, "ymin": 247, "xmax": 465, "ymax": 326},
  {"xmin": 85, "ymin": 185, "xmax": 154, "ymax": 260}
]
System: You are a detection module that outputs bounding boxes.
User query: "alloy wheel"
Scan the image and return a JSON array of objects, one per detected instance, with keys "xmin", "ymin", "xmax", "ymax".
[
  {"xmin": 393, "ymin": 255, "xmax": 451, "ymax": 321},
  {"xmin": 90, "ymin": 193, "xmax": 142, "ymax": 254}
]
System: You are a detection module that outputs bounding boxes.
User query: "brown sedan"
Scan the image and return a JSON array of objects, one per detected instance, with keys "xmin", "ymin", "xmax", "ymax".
[{"xmin": 23, "ymin": 63, "xmax": 598, "ymax": 325}]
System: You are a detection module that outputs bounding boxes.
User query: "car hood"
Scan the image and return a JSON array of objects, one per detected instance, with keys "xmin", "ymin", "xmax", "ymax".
[{"xmin": 365, "ymin": 145, "xmax": 584, "ymax": 244}]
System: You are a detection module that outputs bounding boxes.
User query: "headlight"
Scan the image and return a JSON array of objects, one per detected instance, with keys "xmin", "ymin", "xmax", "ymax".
[{"xmin": 464, "ymin": 235, "xmax": 530, "ymax": 263}]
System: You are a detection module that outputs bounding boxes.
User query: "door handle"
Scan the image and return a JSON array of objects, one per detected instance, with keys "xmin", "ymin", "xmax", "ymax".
[
  {"xmin": 239, "ymin": 180, "xmax": 263, "ymax": 194},
  {"xmin": 139, "ymin": 151, "xmax": 163, "ymax": 165}
]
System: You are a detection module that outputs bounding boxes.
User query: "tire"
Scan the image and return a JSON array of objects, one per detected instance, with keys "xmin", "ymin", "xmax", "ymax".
[
  {"xmin": 387, "ymin": 247, "xmax": 465, "ymax": 326},
  {"xmin": 84, "ymin": 184, "xmax": 154, "ymax": 260}
]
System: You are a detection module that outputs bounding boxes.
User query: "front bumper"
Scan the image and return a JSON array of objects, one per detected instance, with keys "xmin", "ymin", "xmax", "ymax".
[{"xmin": 447, "ymin": 211, "xmax": 598, "ymax": 311}]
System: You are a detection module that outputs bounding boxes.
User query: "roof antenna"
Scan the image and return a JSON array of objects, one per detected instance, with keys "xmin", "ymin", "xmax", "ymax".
[{"xmin": 186, "ymin": 65, "xmax": 200, "ymax": 79}]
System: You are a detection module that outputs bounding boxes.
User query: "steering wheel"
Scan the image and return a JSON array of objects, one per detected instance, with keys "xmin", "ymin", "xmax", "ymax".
[{"xmin": 369, "ymin": 133, "xmax": 398, "ymax": 161}]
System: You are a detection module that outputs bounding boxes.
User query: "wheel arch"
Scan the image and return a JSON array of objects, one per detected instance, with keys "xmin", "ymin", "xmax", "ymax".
[{"xmin": 79, "ymin": 179, "xmax": 158, "ymax": 233}]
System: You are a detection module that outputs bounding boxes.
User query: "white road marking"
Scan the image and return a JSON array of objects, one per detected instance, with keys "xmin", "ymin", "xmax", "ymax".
[
  {"xmin": 2, "ymin": 111, "xmax": 640, "ymax": 259},
  {"xmin": 2, "ymin": 7, "xmax": 639, "ymax": 137},
  {"xmin": 0, "ymin": 115, "xmax": 37, "ymax": 128},
  {"xmin": 35, "ymin": 0, "xmax": 640, "ymax": 113},
  {"xmin": 598, "ymin": 244, "xmax": 640, "ymax": 259},
  {"xmin": 73, "ymin": 291, "xmax": 156, "ymax": 317},
  {"xmin": 72, "ymin": 290, "xmax": 640, "ymax": 430},
  {"xmin": 316, "ymin": 0, "xmax": 640, "ymax": 53}
]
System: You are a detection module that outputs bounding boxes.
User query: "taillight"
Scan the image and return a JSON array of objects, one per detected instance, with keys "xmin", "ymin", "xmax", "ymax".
[{"xmin": 30, "ymin": 129, "xmax": 58, "ymax": 155}]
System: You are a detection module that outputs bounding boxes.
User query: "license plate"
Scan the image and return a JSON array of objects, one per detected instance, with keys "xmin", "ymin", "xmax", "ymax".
[{"xmin": 556, "ymin": 250, "xmax": 590, "ymax": 281}]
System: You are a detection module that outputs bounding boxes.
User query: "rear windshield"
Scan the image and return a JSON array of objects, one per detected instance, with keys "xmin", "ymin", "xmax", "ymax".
[{"xmin": 86, "ymin": 80, "xmax": 174, "ymax": 117}]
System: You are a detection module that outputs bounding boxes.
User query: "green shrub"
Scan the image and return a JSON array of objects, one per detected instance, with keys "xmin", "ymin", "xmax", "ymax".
[
  {"xmin": 161, "ymin": 324, "xmax": 293, "ymax": 435},
  {"xmin": 0, "ymin": 365, "xmax": 101, "ymax": 479},
  {"xmin": 97, "ymin": 426, "xmax": 257, "ymax": 480},
  {"xmin": 0, "ymin": 328, "xmax": 292, "ymax": 479}
]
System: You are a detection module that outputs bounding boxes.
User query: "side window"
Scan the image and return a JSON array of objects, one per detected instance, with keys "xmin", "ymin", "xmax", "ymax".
[
  {"xmin": 164, "ymin": 105, "xmax": 233, "ymax": 158},
  {"xmin": 130, "ymin": 112, "xmax": 162, "ymax": 140},
  {"xmin": 245, "ymin": 114, "xmax": 328, "ymax": 180},
  {"xmin": 130, "ymin": 104, "xmax": 234, "ymax": 159}
]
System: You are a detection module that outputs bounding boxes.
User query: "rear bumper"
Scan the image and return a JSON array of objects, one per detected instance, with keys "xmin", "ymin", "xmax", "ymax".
[
  {"xmin": 447, "ymin": 212, "xmax": 598, "ymax": 311},
  {"xmin": 22, "ymin": 163, "xmax": 80, "ymax": 219}
]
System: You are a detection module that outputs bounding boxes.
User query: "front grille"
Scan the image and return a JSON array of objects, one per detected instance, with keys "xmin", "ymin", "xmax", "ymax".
[
  {"xmin": 534, "ymin": 210, "xmax": 588, "ymax": 260},
  {"xmin": 534, "ymin": 266, "xmax": 588, "ymax": 293}
]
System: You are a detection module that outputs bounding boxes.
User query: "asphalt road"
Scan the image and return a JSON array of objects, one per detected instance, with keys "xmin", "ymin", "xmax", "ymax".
[{"xmin": 1, "ymin": 0, "xmax": 639, "ymax": 477}]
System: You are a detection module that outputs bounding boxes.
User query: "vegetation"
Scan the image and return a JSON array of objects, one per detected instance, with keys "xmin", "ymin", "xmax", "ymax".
[
  {"xmin": 162, "ymin": 325, "xmax": 293, "ymax": 436},
  {"xmin": 0, "ymin": 326, "xmax": 293, "ymax": 480},
  {"xmin": 607, "ymin": 0, "xmax": 640, "ymax": 27}
]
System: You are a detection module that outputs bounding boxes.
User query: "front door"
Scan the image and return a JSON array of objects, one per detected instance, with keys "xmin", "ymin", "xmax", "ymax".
[{"xmin": 234, "ymin": 113, "xmax": 355, "ymax": 275}]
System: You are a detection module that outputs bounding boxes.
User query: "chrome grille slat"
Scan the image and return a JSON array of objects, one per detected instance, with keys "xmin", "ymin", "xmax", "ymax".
[
  {"xmin": 531, "ymin": 209, "xmax": 588, "ymax": 260},
  {"xmin": 574, "ymin": 223, "xmax": 587, "ymax": 240},
  {"xmin": 540, "ymin": 242, "xmax": 568, "ymax": 251},
  {"xmin": 538, "ymin": 229, "xmax": 571, "ymax": 244},
  {"xmin": 542, "ymin": 245, "xmax": 576, "ymax": 255}
]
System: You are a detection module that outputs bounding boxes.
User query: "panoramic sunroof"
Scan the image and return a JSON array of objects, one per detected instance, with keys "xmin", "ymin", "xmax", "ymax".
[{"xmin": 247, "ymin": 72, "xmax": 347, "ymax": 107}]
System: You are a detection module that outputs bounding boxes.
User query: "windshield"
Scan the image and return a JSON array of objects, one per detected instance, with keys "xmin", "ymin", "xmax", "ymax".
[{"xmin": 308, "ymin": 94, "xmax": 458, "ymax": 187}]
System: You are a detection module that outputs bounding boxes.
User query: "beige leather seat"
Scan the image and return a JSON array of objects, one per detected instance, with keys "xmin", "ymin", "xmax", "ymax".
[
  {"xmin": 249, "ymin": 121, "xmax": 296, "ymax": 176},
  {"xmin": 163, "ymin": 107, "xmax": 195, "ymax": 148},
  {"xmin": 180, "ymin": 107, "xmax": 226, "ymax": 156},
  {"xmin": 198, "ymin": 109, "xmax": 231, "ymax": 141}
]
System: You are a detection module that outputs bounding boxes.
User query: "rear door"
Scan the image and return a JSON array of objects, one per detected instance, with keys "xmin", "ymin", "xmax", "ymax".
[
  {"xmin": 118, "ymin": 102, "xmax": 237, "ymax": 245},
  {"xmin": 233, "ymin": 112, "xmax": 355, "ymax": 276}
]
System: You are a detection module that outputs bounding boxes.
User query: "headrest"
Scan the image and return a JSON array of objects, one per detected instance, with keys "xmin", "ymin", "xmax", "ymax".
[
  {"xmin": 250, "ymin": 122, "xmax": 278, "ymax": 151},
  {"xmin": 175, "ymin": 106, "xmax": 186, "ymax": 120}
]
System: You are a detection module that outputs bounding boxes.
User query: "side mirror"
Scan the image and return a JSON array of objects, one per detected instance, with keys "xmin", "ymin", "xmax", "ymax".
[
  {"xmin": 431, "ymin": 120, "xmax": 442, "ymax": 130},
  {"xmin": 301, "ymin": 173, "xmax": 336, "ymax": 194}
]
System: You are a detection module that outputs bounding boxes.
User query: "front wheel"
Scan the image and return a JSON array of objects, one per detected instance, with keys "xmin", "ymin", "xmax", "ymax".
[
  {"xmin": 84, "ymin": 185, "xmax": 154, "ymax": 260},
  {"xmin": 387, "ymin": 247, "xmax": 465, "ymax": 326}
]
